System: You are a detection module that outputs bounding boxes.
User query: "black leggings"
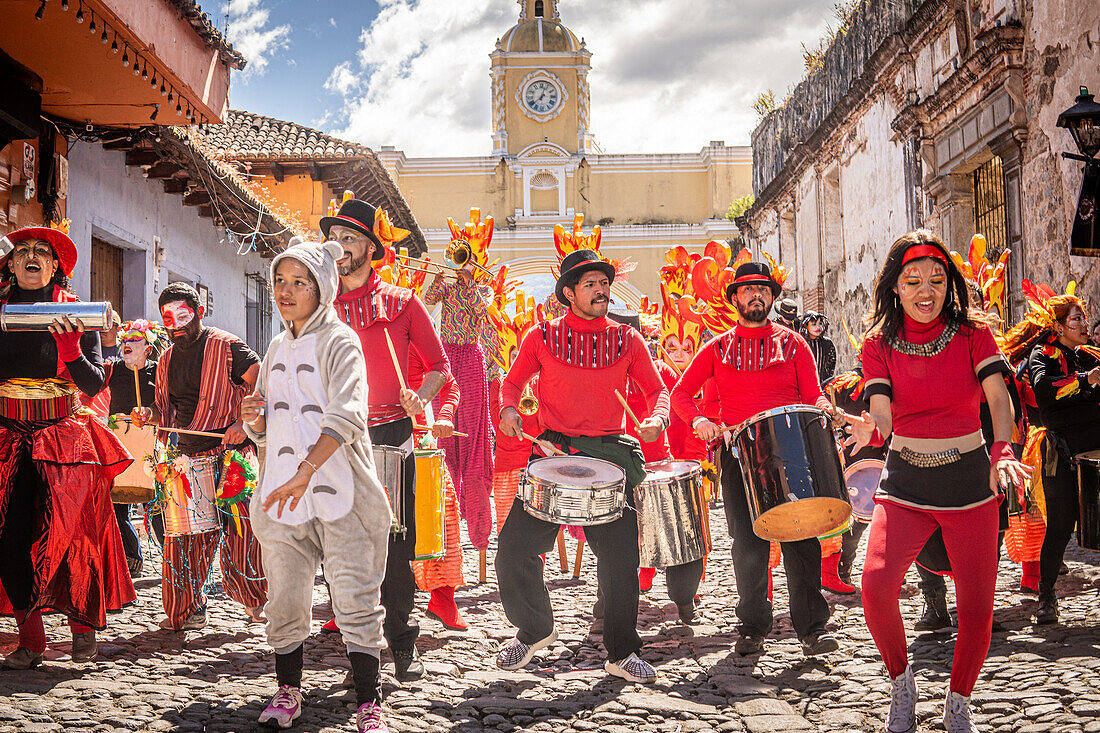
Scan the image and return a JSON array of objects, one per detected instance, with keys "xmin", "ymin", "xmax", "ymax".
[
  {"xmin": 1039, "ymin": 441, "xmax": 1079, "ymax": 587},
  {"xmin": 0, "ymin": 449, "xmax": 44, "ymax": 611}
]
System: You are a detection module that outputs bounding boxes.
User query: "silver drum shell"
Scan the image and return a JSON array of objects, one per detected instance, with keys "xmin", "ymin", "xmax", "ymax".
[
  {"xmin": 519, "ymin": 457, "xmax": 626, "ymax": 526},
  {"xmin": 0, "ymin": 301, "xmax": 114, "ymax": 331},
  {"xmin": 635, "ymin": 460, "xmax": 711, "ymax": 568}
]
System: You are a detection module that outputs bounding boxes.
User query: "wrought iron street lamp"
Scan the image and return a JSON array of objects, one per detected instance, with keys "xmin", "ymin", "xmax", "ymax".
[{"xmin": 1058, "ymin": 86, "xmax": 1100, "ymax": 255}]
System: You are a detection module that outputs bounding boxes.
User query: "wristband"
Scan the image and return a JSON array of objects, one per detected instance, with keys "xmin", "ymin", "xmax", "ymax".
[
  {"xmin": 867, "ymin": 427, "xmax": 886, "ymax": 448},
  {"xmin": 300, "ymin": 458, "xmax": 320, "ymax": 474},
  {"xmin": 990, "ymin": 440, "xmax": 1015, "ymax": 465}
]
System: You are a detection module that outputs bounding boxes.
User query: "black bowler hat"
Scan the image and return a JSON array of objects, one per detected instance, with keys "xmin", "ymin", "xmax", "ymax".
[
  {"xmin": 319, "ymin": 198, "xmax": 385, "ymax": 260},
  {"xmin": 607, "ymin": 305, "xmax": 641, "ymax": 331},
  {"xmin": 555, "ymin": 249, "xmax": 616, "ymax": 306},
  {"xmin": 724, "ymin": 261, "xmax": 782, "ymax": 302}
]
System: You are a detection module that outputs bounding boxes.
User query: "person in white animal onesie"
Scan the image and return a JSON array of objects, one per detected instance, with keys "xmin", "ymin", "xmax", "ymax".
[{"xmin": 242, "ymin": 238, "xmax": 392, "ymax": 733}]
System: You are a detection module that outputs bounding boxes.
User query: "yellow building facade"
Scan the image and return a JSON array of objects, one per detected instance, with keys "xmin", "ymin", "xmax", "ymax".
[{"xmin": 378, "ymin": 0, "xmax": 752, "ymax": 304}]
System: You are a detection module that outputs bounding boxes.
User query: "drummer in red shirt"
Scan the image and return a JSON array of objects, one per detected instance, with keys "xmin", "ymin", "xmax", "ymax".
[
  {"xmin": 496, "ymin": 249, "xmax": 669, "ymax": 684},
  {"xmin": 671, "ymin": 261, "xmax": 839, "ymax": 658}
]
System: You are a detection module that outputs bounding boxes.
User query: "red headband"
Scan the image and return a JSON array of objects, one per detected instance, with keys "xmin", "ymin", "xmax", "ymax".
[{"xmin": 901, "ymin": 243, "xmax": 948, "ymax": 266}]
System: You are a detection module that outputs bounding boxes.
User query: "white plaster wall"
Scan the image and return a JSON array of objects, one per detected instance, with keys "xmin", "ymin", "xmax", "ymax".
[{"xmin": 64, "ymin": 141, "xmax": 274, "ymax": 348}]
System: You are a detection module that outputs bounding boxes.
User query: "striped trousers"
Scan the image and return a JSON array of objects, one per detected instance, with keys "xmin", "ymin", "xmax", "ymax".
[
  {"xmin": 161, "ymin": 500, "xmax": 267, "ymax": 628},
  {"xmin": 493, "ymin": 469, "xmax": 521, "ymax": 535}
]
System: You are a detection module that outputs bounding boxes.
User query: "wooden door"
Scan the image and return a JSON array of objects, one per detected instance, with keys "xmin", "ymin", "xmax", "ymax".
[{"xmin": 90, "ymin": 237, "xmax": 124, "ymax": 314}]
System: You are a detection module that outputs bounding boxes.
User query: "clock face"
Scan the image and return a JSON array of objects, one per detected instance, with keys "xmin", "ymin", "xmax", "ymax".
[{"xmin": 524, "ymin": 80, "xmax": 559, "ymax": 115}]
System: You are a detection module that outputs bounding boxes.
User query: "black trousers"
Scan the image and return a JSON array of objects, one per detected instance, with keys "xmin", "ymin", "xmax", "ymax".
[
  {"xmin": 114, "ymin": 504, "xmax": 141, "ymax": 560},
  {"xmin": 665, "ymin": 559, "xmax": 705, "ymax": 606},
  {"xmin": 0, "ymin": 448, "xmax": 40, "ymax": 611},
  {"xmin": 721, "ymin": 447, "xmax": 829, "ymax": 639},
  {"xmin": 838, "ymin": 521, "xmax": 867, "ymax": 581},
  {"xmin": 497, "ymin": 496, "xmax": 642, "ymax": 662},
  {"xmin": 1040, "ymin": 441, "xmax": 1079, "ymax": 587},
  {"xmin": 370, "ymin": 418, "xmax": 419, "ymax": 652}
]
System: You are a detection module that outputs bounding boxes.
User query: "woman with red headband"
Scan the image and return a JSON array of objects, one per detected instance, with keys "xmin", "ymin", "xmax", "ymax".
[{"xmin": 843, "ymin": 230, "xmax": 1030, "ymax": 733}]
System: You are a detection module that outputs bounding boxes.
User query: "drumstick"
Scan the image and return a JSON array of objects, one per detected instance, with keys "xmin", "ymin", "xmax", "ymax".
[
  {"xmin": 156, "ymin": 426, "xmax": 228, "ymax": 439},
  {"xmin": 614, "ymin": 389, "xmax": 643, "ymax": 429},
  {"xmin": 414, "ymin": 423, "xmax": 469, "ymax": 437},
  {"xmin": 383, "ymin": 331, "xmax": 408, "ymax": 392},
  {"xmin": 656, "ymin": 344, "xmax": 683, "ymax": 376},
  {"xmin": 132, "ymin": 365, "xmax": 142, "ymax": 411},
  {"xmin": 521, "ymin": 431, "xmax": 565, "ymax": 456}
]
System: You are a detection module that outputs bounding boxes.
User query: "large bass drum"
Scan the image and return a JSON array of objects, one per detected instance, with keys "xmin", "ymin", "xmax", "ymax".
[
  {"xmin": 635, "ymin": 460, "xmax": 711, "ymax": 568},
  {"xmin": 733, "ymin": 405, "xmax": 850, "ymax": 542},
  {"xmin": 1075, "ymin": 450, "xmax": 1100, "ymax": 551},
  {"xmin": 520, "ymin": 456, "xmax": 626, "ymax": 526}
]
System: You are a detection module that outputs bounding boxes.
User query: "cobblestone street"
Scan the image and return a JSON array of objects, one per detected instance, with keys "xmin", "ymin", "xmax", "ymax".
[{"xmin": 1, "ymin": 505, "xmax": 1099, "ymax": 732}]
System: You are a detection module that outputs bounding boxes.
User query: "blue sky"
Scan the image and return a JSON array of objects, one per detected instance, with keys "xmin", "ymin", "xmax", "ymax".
[{"xmin": 223, "ymin": 0, "xmax": 837, "ymax": 157}]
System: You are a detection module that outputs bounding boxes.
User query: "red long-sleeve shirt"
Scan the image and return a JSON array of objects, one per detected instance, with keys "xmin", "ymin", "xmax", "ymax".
[
  {"xmin": 335, "ymin": 270, "xmax": 450, "ymax": 424},
  {"xmin": 672, "ymin": 321, "xmax": 828, "ymax": 429},
  {"xmin": 660, "ymin": 363, "xmax": 718, "ymax": 460},
  {"xmin": 625, "ymin": 362, "xmax": 672, "ymax": 463},
  {"xmin": 501, "ymin": 311, "xmax": 669, "ymax": 437},
  {"xmin": 490, "ymin": 373, "xmax": 541, "ymax": 472}
]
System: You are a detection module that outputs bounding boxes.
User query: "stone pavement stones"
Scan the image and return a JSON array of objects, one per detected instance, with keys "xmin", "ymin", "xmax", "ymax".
[{"xmin": 0, "ymin": 505, "xmax": 1098, "ymax": 731}]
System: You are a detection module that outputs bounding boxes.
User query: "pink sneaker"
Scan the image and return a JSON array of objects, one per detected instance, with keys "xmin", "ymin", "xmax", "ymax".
[
  {"xmin": 357, "ymin": 701, "xmax": 388, "ymax": 732},
  {"xmin": 258, "ymin": 685, "xmax": 302, "ymax": 729}
]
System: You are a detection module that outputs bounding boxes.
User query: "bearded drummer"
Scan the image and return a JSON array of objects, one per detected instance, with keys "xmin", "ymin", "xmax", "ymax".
[
  {"xmin": 671, "ymin": 261, "xmax": 839, "ymax": 658},
  {"xmin": 496, "ymin": 249, "xmax": 669, "ymax": 684}
]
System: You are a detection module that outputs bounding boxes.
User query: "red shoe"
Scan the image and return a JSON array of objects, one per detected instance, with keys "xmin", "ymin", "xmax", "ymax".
[
  {"xmin": 821, "ymin": 552, "xmax": 857, "ymax": 595},
  {"xmin": 767, "ymin": 570, "xmax": 773, "ymax": 604},
  {"xmin": 638, "ymin": 567, "xmax": 657, "ymax": 592},
  {"xmin": 1020, "ymin": 560, "xmax": 1040, "ymax": 595},
  {"xmin": 426, "ymin": 586, "xmax": 467, "ymax": 631},
  {"xmin": 321, "ymin": 617, "xmax": 340, "ymax": 634}
]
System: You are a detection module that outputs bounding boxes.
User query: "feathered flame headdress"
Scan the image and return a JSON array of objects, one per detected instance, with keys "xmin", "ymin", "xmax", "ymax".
[
  {"xmin": 826, "ymin": 319, "xmax": 867, "ymax": 399},
  {"xmin": 1021, "ymin": 278, "xmax": 1077, "ymax": 330},
  {"xmin": 658, "ymin": 245, "xmax": 705, "ymax": 361},
  {"xmin": 375, "ymin": 247, "xmax": 428, "ymax": 296},
  {"xmin": 551, "ymin": 214, "xmax": 636, "ymax": 280},
  {"xmin": 487, "ymin": 287, "xmax": 548, "ymax": 373},
  {"xmin": 447, "ymin": 208, "xmax": 494, "ymax": 267},
  {"xmin": 949, "ymin": 234, "xmax": 1010, "ymax": 319}
]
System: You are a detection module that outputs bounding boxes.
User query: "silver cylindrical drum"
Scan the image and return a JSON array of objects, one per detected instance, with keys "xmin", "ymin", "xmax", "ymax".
[
  {"xmin": 374, "ymin": 445, "xmax": 406, "ymax": 533},
  {"xmin": 635, "ymin": 460, "xmax": 711, "ymax": 568},
  {"xmin": 0, "ymin": 302, "xmax": 114, "ymax": 331}
]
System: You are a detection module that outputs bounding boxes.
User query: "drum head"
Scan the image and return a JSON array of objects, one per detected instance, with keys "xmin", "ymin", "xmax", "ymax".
[
  {"xmin": 844, "ymin": 459, "xmax": 883, "ymax": 522},
  {"xmin": 1076, "ymin": 449, "xmax": 1100, "ymax": 464},
  {"xmin": 643, "ymin": 460, "xmax": 702, "ymax": 482},
  {"xmin": 527, "ymin": 456, "xmax": 625, "ymax": 489},
  {"xmin": 753, "ymin": 497, "xmax": 852, "ymax": 542}
]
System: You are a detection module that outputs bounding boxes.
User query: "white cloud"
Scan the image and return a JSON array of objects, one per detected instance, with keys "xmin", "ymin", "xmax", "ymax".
[
  {"xmin": 324, "ymin": 0, "xmax": 835, "ymax": 156},
  {"xmin": 223, "ymin": 0, "xmax": 292, "ymax": 79}
]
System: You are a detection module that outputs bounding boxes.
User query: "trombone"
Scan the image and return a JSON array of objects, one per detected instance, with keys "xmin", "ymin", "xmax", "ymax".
[{"xmin": 392, "ymin": 240, "xmax": 495, "ymax": 282}]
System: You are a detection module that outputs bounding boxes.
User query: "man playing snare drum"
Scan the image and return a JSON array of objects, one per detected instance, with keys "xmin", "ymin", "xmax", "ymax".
[
  {"xmin": 672, "ymin": 261, "xmax": 839, "ymax": 658},
  {"xmin": 496, "ymin": 248, "xmax": 669, "ymax": 684}
]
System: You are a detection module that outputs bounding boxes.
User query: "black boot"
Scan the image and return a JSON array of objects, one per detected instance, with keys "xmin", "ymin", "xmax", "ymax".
[
  {"xmin": 914, "ymin": 586, "xmax": 954, "ymax": 632},
  {"xmin": 1035, "ymin": 583, "xmax": 1058, "ymax": 625}
]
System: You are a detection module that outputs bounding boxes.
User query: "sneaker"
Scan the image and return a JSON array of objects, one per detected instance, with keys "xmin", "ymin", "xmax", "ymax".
[
  {"xmin": 258, "ymin": 685, "xmax": 302, "ymax": 729},
  {"xmin": 496, "ymin": 629, "xmax": 558, "ymax": 671},
  {"xmin": 942, "ymin": 690, "xmax": 978, "ymax": 733},
  {"xmin": 801, "ymin": 631, "xmax": 840, "ymax": 656},
  {"xmin": 605, "ymin": 652, "xmax": 657, "ymax": 684},
  {"xmin": 734, "ymin": 633, "xmax": 766, "ymax": 656},
  {"xmin": 159, "ymin": 609, "xmax": 207, "ymax": 631},
  {"xmin": 887, "ymin": 666, "xmax": 917, "ymax": 733},
  {"xmin": 356, "ymin": 701, "xmax": 388, "ymax": 733},
  {"xmin": 392, "ymin": 647, "xmax": 424, "ymax": 682},
  {"xmin": 638, "ymin": 567, "xmax": 657, "ymax": 592}
]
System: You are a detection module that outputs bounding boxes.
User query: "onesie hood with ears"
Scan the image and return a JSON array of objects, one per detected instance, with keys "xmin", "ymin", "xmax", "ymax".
[{"xmin": 270, "ymin": 237, "xmax": 343, "ymax": 337}]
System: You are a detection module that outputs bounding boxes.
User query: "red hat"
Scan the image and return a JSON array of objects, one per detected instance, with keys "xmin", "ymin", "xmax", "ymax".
[{"xmin": 0, "ymin": 226, "xmax": 78, "ymax": 278}]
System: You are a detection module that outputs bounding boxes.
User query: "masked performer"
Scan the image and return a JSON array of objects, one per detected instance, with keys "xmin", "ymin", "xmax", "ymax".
[
  {"xmin": 0, "ymin": 224, "xmax": 134, "ymax": 668},
  {"xmin": 328, "ymin": 197, "xmax": 449, "ymax": 682},
  {"xmin": 136, "ymin": 282, "xmax": 267, "ymax": 631},
  {"xmin": 673, "ymin": 260, "xmax": 838, "ymax": 659},
  {"xmin": 841, "ymin": 230, "xmax": 1030, "ymax": 733},
  {"xmin": 801, "ymin": 311, "xmax": 837, "ymax": 385},
  {"xmin": 241, "ymin": 240, "xmax": 390, "ymax": 733},
  {"xmin": 103, "ymin": 319, "xmax": 162, "ymax": 575},
  {"xmin": 496, "ymin": 245, "xmax": 669, "ymax": 684},
  {"xmin": 1001, "ymin": 282, "xmax": 1099, "ymax": 625},
  {"xmin": 421, "ymin": 210, "xmax": 495, "ymax": 559}
]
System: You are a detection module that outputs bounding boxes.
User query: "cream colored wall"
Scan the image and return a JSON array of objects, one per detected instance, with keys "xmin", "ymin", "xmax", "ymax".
[
  {"xmin": 578, "ymin": 167, "xmax": 711, "ymax": 224},
  {"xmin": 393, "ymin": 168, "xmax": 511, "ymax": 227}
]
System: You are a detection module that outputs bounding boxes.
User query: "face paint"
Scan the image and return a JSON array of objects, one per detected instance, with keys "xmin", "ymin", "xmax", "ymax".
[
  {"xmin": 161, "ymin": 301, "xmax": 195, "ymax": 331},
  {"xmin": 120, "ymin": 338, "xmax": 149, "ymax": 367}
]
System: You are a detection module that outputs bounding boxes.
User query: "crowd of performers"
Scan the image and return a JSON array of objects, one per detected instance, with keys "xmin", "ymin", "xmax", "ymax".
[{"xmin": 0, "ymin": 195, "xmax": 1097, "ymax": 733}]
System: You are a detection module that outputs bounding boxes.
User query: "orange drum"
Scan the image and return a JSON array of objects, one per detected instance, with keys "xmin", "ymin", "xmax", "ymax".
[
  {"xmin": 107, "ymin": 421, "xmax": 158, "ymax": 503},
  {"xmin": 413, "ymin": 449, "xmax": 446, "ymax": 561}
]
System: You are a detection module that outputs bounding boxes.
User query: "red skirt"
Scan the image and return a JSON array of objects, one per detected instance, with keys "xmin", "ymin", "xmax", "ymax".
[{"xmin": 0, "ymin": 415, "xmax": 136, "ymax": 628}]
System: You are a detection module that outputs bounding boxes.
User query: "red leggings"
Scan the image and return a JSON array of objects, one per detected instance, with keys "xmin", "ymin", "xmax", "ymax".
[{"xmin": 861, "ymin": 499, "xmax": 999, "ymax": 695}]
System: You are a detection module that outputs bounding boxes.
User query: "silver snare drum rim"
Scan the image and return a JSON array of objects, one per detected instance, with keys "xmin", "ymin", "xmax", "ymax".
[{"xmin": 520, "ymin": 456, "xmax": 626, "ymax": 526}]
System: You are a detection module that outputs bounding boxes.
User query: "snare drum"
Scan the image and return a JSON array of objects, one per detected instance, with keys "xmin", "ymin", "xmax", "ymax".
[
  {"xmin": 162, "ymin": 455, "xmax": 221, "ymax": 536},
  {"xmin": 520, "ymin": 456, "xmax": 626, "ymax": 526},
  {"xmin": 1075, "ymin": 450, "xmax": 1100, "ymax": 551},
  {"xmin": 413, "ymin": 449, "xmax": 446, "ymax": 561},
  {"xmin": 732, "ymin": 405, "xmax": 851, "ymax": 542},
  {"xmin": 109, "ymin": 421, "xmax": 158, "ymax": 504},
  {"xmin": 374, "ymin": 445, "xmax": 406, "ymax": 533},
  {"xmin": 635, "ymin": 460, "xmax": 711, "ymax": 568},
  {"xmin": 844, "ymin": 458, "xmax": 883, "ymax": 523}
]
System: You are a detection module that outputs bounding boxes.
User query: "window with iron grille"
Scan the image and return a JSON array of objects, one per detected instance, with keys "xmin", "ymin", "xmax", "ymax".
[
  {"xmin": 972, "ymin": 155, "xmax": 1008, "ymax": 258},
  {"xmin": 245, "ymin": 272, "xmax": 272, "ymax": 355}
]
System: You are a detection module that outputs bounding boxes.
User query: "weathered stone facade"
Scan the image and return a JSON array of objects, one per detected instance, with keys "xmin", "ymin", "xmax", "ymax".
[{"xmin": 741, "ymin": 0, "xmax": 1100, "ymax": 369}]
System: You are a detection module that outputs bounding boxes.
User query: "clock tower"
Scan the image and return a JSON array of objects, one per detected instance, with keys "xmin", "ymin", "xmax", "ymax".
[{"xmin": 490, "ymin": 0, "xmax": 594, "ymax": 156}]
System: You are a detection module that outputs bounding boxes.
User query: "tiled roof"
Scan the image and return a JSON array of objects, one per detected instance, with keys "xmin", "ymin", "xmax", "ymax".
[
  {"xmin": 200, "ymin": 110, "xmax": 370, "ymax": 160},
  {"xmin": 165, "ymin": 0, "xmax": 246, "ymax": 69}
]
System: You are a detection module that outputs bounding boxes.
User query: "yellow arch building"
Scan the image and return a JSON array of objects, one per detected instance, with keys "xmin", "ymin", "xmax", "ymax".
[{"xmin": 377, "ymin": 0, "xmax": 752, "ymax": 303}]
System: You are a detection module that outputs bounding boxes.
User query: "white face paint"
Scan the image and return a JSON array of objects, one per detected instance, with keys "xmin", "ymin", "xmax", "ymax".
[
  {"xmin": 120, "ymin": 338, "xmax": 150, "ymax": 368},
  {"xmin": 160, "ymin": 301, "xmax": 195, "ymax": 331}
]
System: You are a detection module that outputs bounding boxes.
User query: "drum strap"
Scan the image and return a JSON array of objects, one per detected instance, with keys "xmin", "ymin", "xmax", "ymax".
[{"xmin": 535, "ymin": 429, "xmax": 647, "ymax": 490}]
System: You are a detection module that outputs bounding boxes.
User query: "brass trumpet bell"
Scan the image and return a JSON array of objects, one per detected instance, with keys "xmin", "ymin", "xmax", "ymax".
[{"xmin": 517, "ymin": 386, "xmax": 539, "ymax": 415}]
